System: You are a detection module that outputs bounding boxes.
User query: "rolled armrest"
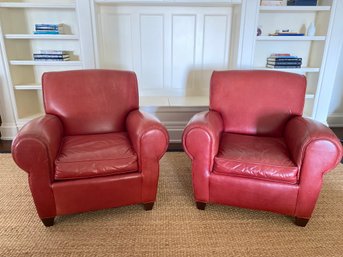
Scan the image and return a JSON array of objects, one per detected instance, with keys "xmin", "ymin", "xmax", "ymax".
[
  {"xmin": 126, "ymin": 110, "xmax": 169, "ymax": 165},
  {"xmin": 284, "ymin": 116, "xmax": 342, "ymax": 173},
  {"xmin": 182, "ymin": 110, "xmax": 224, "ymax": 169},
  {"xmin": 12, "ymin": 114, "xmax": 63, "ymax": 177}
]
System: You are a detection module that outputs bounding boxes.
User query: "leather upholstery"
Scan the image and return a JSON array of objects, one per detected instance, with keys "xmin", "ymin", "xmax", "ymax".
[
  {"xmin": 43, "ymin": 70, "xmax": 139, "ymax": 136},
  {"xmin": 183, "ymin": 70, "xmax": 342, "ymax": 224},
  {"xmin": 213, "ymin": 133, "xmax": 298, "ymax": 184},
  {"xmin": 55, "ymin": 133, "xmax": 138, "ymax": 180},
  {"xmin": 12, "ymin": 70, "xmax": 168, "ymax": 225},
  {"xmin": 210, "ymin": 70, "xmax": 306, "ymax": 137}
]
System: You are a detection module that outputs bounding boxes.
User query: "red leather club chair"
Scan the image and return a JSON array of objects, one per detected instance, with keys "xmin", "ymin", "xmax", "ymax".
[
  {"xmin": 12, "ymin": 70, "xmax": 169, "ymax": 226},
  {"xmin": 183, "ymin": 70, "xmax": 342, "ymax": 226}
]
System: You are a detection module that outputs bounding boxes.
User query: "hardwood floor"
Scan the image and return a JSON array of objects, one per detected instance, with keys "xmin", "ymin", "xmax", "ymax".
[{"xmin": 1, "ymin": 128, "xmax": 343, "ymax": 154}]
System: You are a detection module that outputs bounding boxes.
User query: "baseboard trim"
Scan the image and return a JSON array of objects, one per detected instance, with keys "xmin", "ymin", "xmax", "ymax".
[
  {"xmin": 327, "ymin": 113, "xmax": 343, "ymax": 127},
  {"xmin": 0, "ymin": 123, "xmax": 18, "ymax": 140}
]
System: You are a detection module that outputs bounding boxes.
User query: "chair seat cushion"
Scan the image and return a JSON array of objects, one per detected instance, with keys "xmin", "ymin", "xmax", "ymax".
[
  {"xmin": 213, "ymin": 133, "xmax": 298, "ymax": 184},
  {"xmin": 55, "ymin": 132, "xmax": 138, "ymax": 180}
]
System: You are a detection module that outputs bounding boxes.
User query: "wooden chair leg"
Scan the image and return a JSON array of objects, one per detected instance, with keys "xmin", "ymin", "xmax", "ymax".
[
  {"xmin": 295, "ymin": 217, "xmax": 309, "ymax": 227},
  {"xmin": 196, "ymin": 202, "xmax": 206, "ymax": 210},
  {"xmin": 41, "ymin": 217, "xmax": 54, "ymax": 227},
  {"xmin": 143, "ymin": 202, "xmax": 154, "ymax": 211}
]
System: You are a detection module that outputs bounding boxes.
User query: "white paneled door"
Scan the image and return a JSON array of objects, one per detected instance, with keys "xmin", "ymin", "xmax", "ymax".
[{"xmin": 95, "ymin": 5, "xmax": 232, "ymax": 96}]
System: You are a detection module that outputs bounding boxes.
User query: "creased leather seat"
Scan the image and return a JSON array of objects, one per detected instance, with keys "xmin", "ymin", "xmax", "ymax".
[
  {"xmin": 213, "ymin": 133, "xmax": 298, "ymax": 184},
  {"xmin": 11, "ymin": 69, "xmax": 169, "ymax": 226},
  {"xmin": 183, "ymin": 70, "xmax": 342, "ymax": 227},
  {"xmin": 55, "ymin": 133, "xmax": 138, "ymax": 180}
]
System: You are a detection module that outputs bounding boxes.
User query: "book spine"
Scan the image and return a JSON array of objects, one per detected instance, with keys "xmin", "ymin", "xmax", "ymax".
[
  {"xmin": 35, "ymin": 24, "xmax": 62, "ymax": 28},
  {"xmin": 267, "ymin": 65, "xmax": 301, "ymax": 68},
  {"xmin": 39, "ymin": 50, "xmax": 68, "ymax": 55},
  {"xmin": 33, "ymin": 54, "xmax": 69, "ymax": 58},
  {"xmin": 267, "ymin": 61, "xmax": 302, "ymax": 65},
  {"xmin": 267, "ymin": 58, "xmax": 302, "ymax": 61},
  {"xmin": 33, "ymin": 58, "xmax": 70, "ymax": 61},
  {"xmin": 34, "ymin": 31, "xmax": 60, "ymax": 35}
]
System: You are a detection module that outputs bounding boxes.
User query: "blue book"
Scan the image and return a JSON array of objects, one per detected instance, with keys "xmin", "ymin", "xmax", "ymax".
[{"xmin": 34, "ymin": 31, "xmax": 60, "ymax": 34}]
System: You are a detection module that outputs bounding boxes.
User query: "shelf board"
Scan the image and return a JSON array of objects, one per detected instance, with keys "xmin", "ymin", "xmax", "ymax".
[
  {"xmin": 0, "ymin": 2, "xmax": 76, "ymax": 9},
  {"xmin": 4, "ymin": 34, "xmax": 78, "ymax": 40},
  {"xmin": 305, "ymin": 94, "xmax": 315, "ymax": 99},
  {"xmin": 256, "ymin": 36, "xmax": 326, "ymax": 41},
  {"xmin": 259, "ymin": 6, "xmax": 331, "ymax": 12},
  {"xmin": 256, "ymin": 67, "xmax": 320, "ymax": 73},
  {"xmin": 95, "ymin": 0, "xmax": 242, "ymax": 6},
  {"xmin": 10, "ymin": 60, "xmax": 82, "ymax": 66},
  {"xmin": 14, "ymin": 84, "xmax": 42, "ymax": 90}
]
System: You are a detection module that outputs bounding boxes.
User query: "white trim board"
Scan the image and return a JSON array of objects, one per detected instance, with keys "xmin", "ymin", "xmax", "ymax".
[{"xmin": 327, "ymin": 113, "xmax": 343, "ymax": 127}]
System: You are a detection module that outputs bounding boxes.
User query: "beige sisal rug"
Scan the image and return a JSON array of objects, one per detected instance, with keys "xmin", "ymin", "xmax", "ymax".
[{"xmin": 0, "ymin": 153, "xmax": 342, "ymax": 257}]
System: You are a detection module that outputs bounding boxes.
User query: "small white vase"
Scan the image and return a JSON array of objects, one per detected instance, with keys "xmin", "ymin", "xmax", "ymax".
[{"xmin": 307, "ymin": 22, "xmax": 316, "ymax": 36}]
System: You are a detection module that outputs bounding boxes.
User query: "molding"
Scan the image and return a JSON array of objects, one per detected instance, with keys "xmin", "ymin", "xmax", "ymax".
[
  {"xmin": 0, "ymin": 122, "xmax": 18, "ymax": 140},
  {"xmin": 327, "ymin": 113, "xmax": 343, "ymax": 127}
]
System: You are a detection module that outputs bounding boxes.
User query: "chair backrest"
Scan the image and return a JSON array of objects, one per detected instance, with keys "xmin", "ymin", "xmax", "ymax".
[
  {"xmin": 210, "ymin": 70, "xmax": 306, "ymax": 137},
  {"xmin": 43, "ymin": 69, "xmax": 139, "ymax": 136}
]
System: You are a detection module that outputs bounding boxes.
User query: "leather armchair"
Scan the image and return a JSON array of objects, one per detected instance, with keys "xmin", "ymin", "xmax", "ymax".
[
  {"xmin": 12, "ymin": 70, "xmax": 169, "ymax": 226},
  {"xmin": 183, "ymin": 70, "xmax": 342, "ymax": 226}
]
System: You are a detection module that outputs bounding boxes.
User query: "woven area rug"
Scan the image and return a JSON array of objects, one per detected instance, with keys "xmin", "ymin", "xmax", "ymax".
[{"xmin": 0, "ymin": 153, "xmax": 342, "ymax": 257}]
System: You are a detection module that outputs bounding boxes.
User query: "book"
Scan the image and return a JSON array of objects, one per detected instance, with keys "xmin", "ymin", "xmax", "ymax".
[
  {"xmin": 39, "ymin": 50, "xmax": 69, "ymax": 55},
  {"xmin": 35, "ymin": 23, "xmax": 63, "ymax": 28},
  {"xmin": 33, "ymin": 54, "xmax": 69, "ymax": 58},
  {"xmin": 33, "ymin": 57, "xmax": 70, "ymax": 61},
  {"xmin": 266, "ymin": 64, "xmax": 301, "ymax": 68},
  {"xmin": 269, "ymin": 32, "xmax": 305, "ymax": 36},
  {"xmin": 287, "ymin": 0, "xmax": 317, "ymax": 6},
  {"xmin": 267, "ymin": 61, "xmax": 302, "ymax": 65},
  {"xmin": 267, "ymin": 56, "xmax": 302, "ymax": 61},
  {"xmin": 34, "ymin": 31, "xmax": 61, "ymax": 35},
  {"xmin": 34, "ymin": 24, "xmax": 64, "ymax": 34}
]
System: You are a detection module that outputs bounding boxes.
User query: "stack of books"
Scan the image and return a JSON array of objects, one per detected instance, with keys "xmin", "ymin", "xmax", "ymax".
[
  {"xmin": 33, "ymin": 50, "xmax": 70, "ymax": 61},
  {"xmin": 287, "ymin": 0, "xmax": 317, "ymax": 6},
  {"xmin": 266, "ymin": 54, "xmax": 302, "ymax": 69},
  {"xmin": 34, "ymin": 24, "xmax": 64, "ymax": 34},
  {"xmin": 269, "ymin": 30, "xmax": 304, "ymax": 36}
]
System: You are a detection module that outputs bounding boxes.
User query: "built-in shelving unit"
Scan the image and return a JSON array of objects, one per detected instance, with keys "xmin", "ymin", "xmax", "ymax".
[
  {"xmin": 0, "ymin": 0, "xmax": 84, "ymax": 125},
  {"xmin": 0, "ymin": 2, "xmax": 75, "ymax": 9},
  {"xmin": 4, "ymin": 34, "xmax": 78, "ymax": 40},
  {"xmin": 10, "ymin": 60, "xmax": 82, "ymax": 66},
  {"xmin": 254, "ymin": 1, "xmax": 336, "ymax": 118},
  {"xmin": 259, "ymin": 6, "xmax": 331, "ymax": 12},
  {"xmin": 256, "ymin": 36, "xmax": 325, "ymax": 41}
]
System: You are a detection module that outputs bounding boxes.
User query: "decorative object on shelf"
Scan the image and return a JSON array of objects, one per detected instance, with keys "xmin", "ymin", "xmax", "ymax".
[
  {"xmin": 33, "ymin": 50, "xmax": 70, "ymax": 61},
  {"xmin": 260, "ymin": 0, "xmax": 285, "ymax": 6},
  {"xmin": 266, "ymin": 53, "xmax": 302, "ymax": 68},
  {"xmin": 287, "ymin": 0, "xmax": 317, "ymax": 6},
  {"xmin": 34, "ymin": 24, "xmax": 64, "ymax": 34},
  {"xmin": 269, "ymin": 29, "xmax": 304, "ymax": 36},
  {"xmin": 257, "ymin": 26, "xmax": 262, "ymax": 36},
  {"xmin": 307, "ymin": 22, "xmax": 316, "ymax": 36}
]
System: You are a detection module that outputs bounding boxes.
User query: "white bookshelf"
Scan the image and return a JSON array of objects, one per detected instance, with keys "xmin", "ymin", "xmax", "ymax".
[
  {"xmin": 253, "ymin": 1, "xmax": 337, "ymax": 120},
  {"xmin": 259, "ymin": 6, "xmax": 331, "ymax": 12},
  {"xmin": 0, "ymin": 0, "xmax": 84, "ymax": 123},
  {"xmin": 0, "ymin": 2, "xmax": 76, "ymax": 9},
  {"xmin": 4, "ymin": 34, "xmax": 78, "ymax": 40},
  {"xmin": 10, "ymin": 60, "xmax": 82, "ymax": 66},
  {"xmin": 256, "ymin": 36, "xmax": 326, "ymax": 41},
  {"xmin": 256, "ymin": 67, "xmax": 320, "ymax": 73}
]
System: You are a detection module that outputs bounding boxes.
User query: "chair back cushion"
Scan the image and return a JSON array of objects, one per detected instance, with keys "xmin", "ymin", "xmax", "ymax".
[
  {"xmin": 43, "ymin": 69, "xmax": 139, "ymax": 135},
  {"xmin": 210, "ymin": 70, "xmax": 306, "ymax": 136}
]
